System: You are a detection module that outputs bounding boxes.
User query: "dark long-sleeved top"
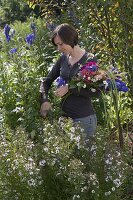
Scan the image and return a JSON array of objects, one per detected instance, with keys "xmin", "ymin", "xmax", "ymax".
[{"xmin": 40, "ymin": 52, "xmax": 100, "ymax": 119}]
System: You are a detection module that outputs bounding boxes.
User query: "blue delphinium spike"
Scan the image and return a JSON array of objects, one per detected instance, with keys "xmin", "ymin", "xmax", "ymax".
[
  {"xmin": 4, "ymin": 24, "xmax": 11, "ymax": 42},
  {"xmin": 25, "ymin": 33, "xmax": 35, "ymax": 45}
]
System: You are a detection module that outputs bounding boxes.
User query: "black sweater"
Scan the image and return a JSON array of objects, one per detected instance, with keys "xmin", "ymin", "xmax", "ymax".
[{"xmin": 40, "ymin": 52, "xmax": 100, "ymax": 119}]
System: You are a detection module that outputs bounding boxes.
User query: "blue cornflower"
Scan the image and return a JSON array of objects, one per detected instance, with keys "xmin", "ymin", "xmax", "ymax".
[
  {"xmin": 9, "ymin": 48, "xmax": 17, "ymax": 54},
  {"xmin": 55, "ymin": 77, "xmax": 67, "ymax": 87},
  {"xmin": 4, "ymin": 24, "xmax": 11, "ymax": 42},
  {"xmin": 115, "ymin": 79, "xmax": 128, "ymax": 92},
  {"xmin": 106, "ymin": 79, "xmax": 128, "ymax": 92},
  {"xmin": 25, "ymin": 33, "xmax": 35, "ymax": 45},
  {"xmin": 89, "ymin": 65, "xmax": 98, "ymax": 72}
]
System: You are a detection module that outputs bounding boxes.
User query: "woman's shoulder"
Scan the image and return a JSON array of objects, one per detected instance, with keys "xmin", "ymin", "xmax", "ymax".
[{"xmin": 57, "ymin": 53, "xmax": 68, "ymax": 63}]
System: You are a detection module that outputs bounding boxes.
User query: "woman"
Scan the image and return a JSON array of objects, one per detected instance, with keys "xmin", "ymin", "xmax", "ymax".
[{"xmin": 40, "ymin": 23, "xmax": 100, "ymax": 138}]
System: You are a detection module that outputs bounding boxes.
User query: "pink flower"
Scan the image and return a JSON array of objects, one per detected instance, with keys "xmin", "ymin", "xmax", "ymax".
[{"xmin": 79, "ymin": 61, "xmax": 99, "ymax": 83}]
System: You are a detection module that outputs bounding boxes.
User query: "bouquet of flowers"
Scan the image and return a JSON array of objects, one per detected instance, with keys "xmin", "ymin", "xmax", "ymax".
[
  {"xmin": 55, "ymin": 61, "xmax": 128, "ymax": 93},
  {"xmin": 70, "ymin": 61, "xmax": 107, "ymax": 92}
]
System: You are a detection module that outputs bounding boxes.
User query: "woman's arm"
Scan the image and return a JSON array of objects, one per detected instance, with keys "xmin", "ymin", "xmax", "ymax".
[
  {"xmin": 40, "ymin": 56, "xmax": 63, "ymax": 117},
  {"xmin": 40, "ymin": 57, "xmax": 62, "ymax": 103}
]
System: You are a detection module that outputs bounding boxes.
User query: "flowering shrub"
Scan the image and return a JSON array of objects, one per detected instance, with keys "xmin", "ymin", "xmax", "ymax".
[
  {"xmin": 0, "ymin": 119, "xmax": 132, "ymax": 200},
  {"xmin": 1, "ymin": 18, "xmax": 54, "ymax": 131},
  {"xmin": 0, "ymin": 126, "xmax": 43, "ymax": 199}
]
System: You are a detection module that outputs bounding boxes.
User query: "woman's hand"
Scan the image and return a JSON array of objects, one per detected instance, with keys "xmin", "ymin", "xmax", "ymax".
[
  {"xmin": 54, "ymin": 85, "xmax": 68, "ymax": 97},
  {"xmin": 40, "ymin": 101, "xmax": 52, "ymax": 117}
]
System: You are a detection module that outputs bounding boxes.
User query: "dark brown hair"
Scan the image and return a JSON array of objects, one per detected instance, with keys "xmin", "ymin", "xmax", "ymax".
[{"xmin": 51, "ymin": 23, "xmax": 78, "ymax": 48}]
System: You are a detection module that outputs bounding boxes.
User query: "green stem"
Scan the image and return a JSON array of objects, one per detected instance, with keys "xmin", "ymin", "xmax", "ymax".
[
  {"xmin": 101, "ymin": 92, "xmax": 111, "ymax": 131},
  {"xmin": 112, "ymin": 91, "xmax": 124, "ymax": 148}
]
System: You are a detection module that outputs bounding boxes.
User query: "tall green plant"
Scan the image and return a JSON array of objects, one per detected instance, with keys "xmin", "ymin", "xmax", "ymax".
[{"xmin": 0, "ymin": 18, "xmax": 56, "ymax": 131}]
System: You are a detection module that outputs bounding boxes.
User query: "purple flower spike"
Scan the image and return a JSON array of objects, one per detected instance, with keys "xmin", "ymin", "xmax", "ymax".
[
  {"xmin": 4, "ymin": 24, "xmax": 11, "ymax": 42},
  {"xmin": 4, "ymin": 24, "xmax": 10, "ymax": 36},
  {"xmin": 6, "ymin": 35, "xmax": 11, "ymax": 42},
  {"xmin": 25, "ymin": 33, "xmax": 35, "ymax": 45}
]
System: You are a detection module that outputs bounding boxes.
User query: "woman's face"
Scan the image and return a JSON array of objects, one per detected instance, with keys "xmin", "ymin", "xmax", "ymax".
[{"xmin": 53, "ymin": 35, "xmax": 73, "ymax": 55}]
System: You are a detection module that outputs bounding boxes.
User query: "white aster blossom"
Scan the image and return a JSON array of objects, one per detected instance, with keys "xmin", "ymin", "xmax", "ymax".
[
  {"xmin": 91, "ymin": 88, "xmax": 96, "ymax": 92},
  {"xmin": 70, "ymin": 127, "xmax": 75, "ymax": 133},
  {"xmin": 73, "ymin": 195, "xmax": 80, "ymax": 199},
  {"xmin": 28, "ymin": 179, "xmax": 36, "ymax": 186}
]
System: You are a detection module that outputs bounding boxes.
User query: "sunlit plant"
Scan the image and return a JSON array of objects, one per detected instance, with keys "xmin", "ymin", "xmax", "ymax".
[{"xmin": 0, "ymin": 118, "xmax": 132, "ymax": 200}]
